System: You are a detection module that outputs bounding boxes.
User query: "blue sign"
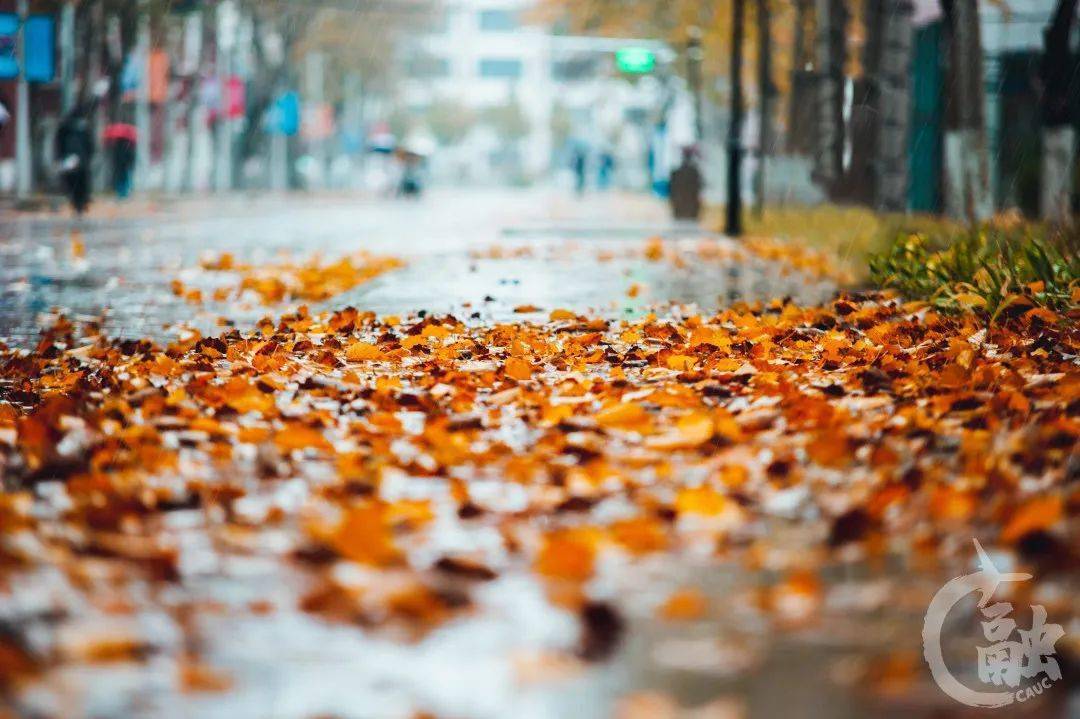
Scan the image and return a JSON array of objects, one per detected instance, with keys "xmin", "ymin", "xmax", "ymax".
[
  {"xmin": 0, "ymin": 14, "xmax": 17, "ymax": 80},
  {"xmin": 120, "ymin": 52, "xmax": 141, "ymax": 92},
  {"xmin": 0, "ymin": 15, "xmax": 56, "ymax": 83},
  {"xmin": 25, "ymin": 16, "xmax": 54, "ymax": 83},
  {"xmin": 270, "ymin": 91, "xmax": 300, "ymax": 136}
]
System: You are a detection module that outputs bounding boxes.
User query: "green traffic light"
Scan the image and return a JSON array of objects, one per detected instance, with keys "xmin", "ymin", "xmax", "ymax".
[{"xmin": 615, "ymin": 47, "xmax": 656, "ymax": 75}]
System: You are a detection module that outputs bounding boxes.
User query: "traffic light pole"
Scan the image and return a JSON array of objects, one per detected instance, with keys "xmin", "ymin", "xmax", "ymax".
[{"xmin": 725, "ymin": 0, "xmax": 745, "ymax": 236}]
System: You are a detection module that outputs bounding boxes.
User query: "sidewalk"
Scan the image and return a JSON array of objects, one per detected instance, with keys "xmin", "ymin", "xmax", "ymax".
[{"xmin": 0, "ymin": 186, "xmax": 834, "ymax": 346}]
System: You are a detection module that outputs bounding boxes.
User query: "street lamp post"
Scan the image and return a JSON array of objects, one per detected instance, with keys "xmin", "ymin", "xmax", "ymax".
[{"xmin": 725, "ymin": 0, "xmax": 745, "ymax": 236}]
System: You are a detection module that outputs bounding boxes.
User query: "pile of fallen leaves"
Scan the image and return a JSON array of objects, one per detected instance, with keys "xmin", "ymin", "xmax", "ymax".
[
  {"xmin": 0, "ymin": 295, "xmax": 1077, "ymax": 697},
  {"xmin": 171, "ymin": 250, "xmax": 404, "ymax": 306}
]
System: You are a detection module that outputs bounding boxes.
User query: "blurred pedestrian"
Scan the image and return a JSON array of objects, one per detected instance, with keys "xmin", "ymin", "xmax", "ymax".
[
  {"xmin": 54, "ymin": 104, "xmax": 95, "ymax": 216},
  {"xmin": 669, "ymin": 146, "xmax": 703, "ymax": 221},
  {"xmin": 0, "ymin": 94, "xmax": 10, "ymax": 138},
  {"xmin": 572, "ymin": 146, "xmax": 587, "ymax": 196},
  {"xmin": 104, "ymin": 123, "xmax": 138, "ymax": 199},
  {"xmin": 397, "ymin": 150, "xmax": 424, "ymax": 199},
  {"xmin": 597, "ymin": 150, "xmax": 615, "ymax": 191},
  {"xmin": 649, "ymin": 122, "xmax": 670, "ymax": 198}
]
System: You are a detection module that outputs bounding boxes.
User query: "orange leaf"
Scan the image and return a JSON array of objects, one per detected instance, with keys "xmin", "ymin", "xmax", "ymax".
[
  {"xmin": 595, "ymin": 402, "xmax": 647, "ymax": 429},
  {"xmin": 345, "ymin": 341, "xmax": 386, "ymax": 362},
  {"xmin": 535, "ymin": 530, "xmax": 596, "ymax": 582},
  {"xmin": 1001, "ymin": 495, "xmax": 1063, "ymax": 543},
  {"xmin": 657, "ymin": 588, "xmax": 708, "ymax": 621},
  {"xmin": 504, "ymin": 357, "xmax": 534, "ymax": 381},
  {"xmin": 646, "ymin": 412, "xmax": 713, "ymax": 449},
  {"xmin": 274, "ymin": 424, "xmax": 331, "ymax": 453},
  {"xmin": 610, "ymin": 516, "xmax": 668, "ymax": 554},
  {"xmin": 675, "ymin": 486, "xmax": 729, "ymax": 516},
  {"xmin": 665, "ymin": 354, "xmax": 696, "ymax": 371},
  {"xmin": 331, "ymin": 502, "xmax": 401, "ymax": 566}
]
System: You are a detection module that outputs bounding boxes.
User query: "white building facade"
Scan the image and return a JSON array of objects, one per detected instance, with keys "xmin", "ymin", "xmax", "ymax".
[{"xmin": 399, "ymin": 0, "xmax": 691, "ymax": 186}]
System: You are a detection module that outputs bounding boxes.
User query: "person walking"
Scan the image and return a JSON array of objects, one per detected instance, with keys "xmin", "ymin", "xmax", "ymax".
[
  {"xmin": 572, "ymin": 145, "xmax": 588, "ymax": 196},
  {"xmin": 669, "ymin": 146, "xmax": 703, "ymax": 221},
  {"xmin": 104, "ymin": 123, "xmax": 138, "ymax": 199},
  {"xmin": 54, "ymin": 104, "xmax": 95, "ymax": 216},
  {"xmin": 0, "ymin": 94, "xmax": 10, "ymax": 138},
  {"xmin": 597, "ymin": 150, "xmax": 615, "ymax": 191}
]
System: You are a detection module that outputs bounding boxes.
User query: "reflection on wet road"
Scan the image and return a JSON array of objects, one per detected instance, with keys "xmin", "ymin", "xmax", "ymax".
[{"xmin": 0, "ymin": 191, "xmax": 834, "ymax": 346}]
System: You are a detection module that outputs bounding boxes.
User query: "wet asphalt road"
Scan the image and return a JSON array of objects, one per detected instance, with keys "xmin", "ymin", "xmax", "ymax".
[{"xmin": 0, "ymin": 189, "xmax": 835, "ymax": 347}]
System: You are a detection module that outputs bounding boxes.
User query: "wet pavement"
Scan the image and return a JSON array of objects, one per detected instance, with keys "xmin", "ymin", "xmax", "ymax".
[{"xmin": 0, "ymin": 190, "xmax": 833, "ymax": 347}]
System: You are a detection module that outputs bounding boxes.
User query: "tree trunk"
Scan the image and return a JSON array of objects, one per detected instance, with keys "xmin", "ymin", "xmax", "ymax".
[
  {"xmin": 1039, "ymin": 0, "xmax": 1077, "ymax": 222},
  {"xmin": 237, "ymin": 12, "xmax": 275, "ymax": 189},
  {"xmin": 754, "ymin": 0, "xmax": 773, "ymax": 217},
  {"xmin": 787, "ymin": 0, "xmax": 817, "ymax": 155},
  {"xmin": 876, "ymin": 0, "xmax": 914, "ymax": 212},
  {"xmin": 942, "ymin": 0, "xmax": 992, "ymax": 222},
  {"xmin": 848, "ymin": 0, "xmax": 884, "ymax": 206},
  {"xmin": 814, "ymin": 0, "xmax": 848, "ymax": 195}
]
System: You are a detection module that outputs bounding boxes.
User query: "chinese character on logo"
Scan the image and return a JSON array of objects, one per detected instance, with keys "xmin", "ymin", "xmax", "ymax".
[{"xmin": 977, "ymin": 602, "xmax": 1064, "ymax": 689}]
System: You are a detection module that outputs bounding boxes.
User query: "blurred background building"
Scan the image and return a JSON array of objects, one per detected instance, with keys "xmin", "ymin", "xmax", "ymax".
[
  {"xmin": 0, "ymin": 0, "xmax": 1076, "ymax": 221},
  {"xmin": 398, "ymin": 0, "xmax": 691, "ymax": 189}
]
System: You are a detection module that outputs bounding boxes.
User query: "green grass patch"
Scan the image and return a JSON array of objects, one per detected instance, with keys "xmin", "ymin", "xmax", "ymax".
[
  {"xmin": 709, "ymin": 204, "xmax": 1079, "ymax": 318},
  {"xmin": 869, "ymin": 220, "xmax": 1080, "ymax": 319},
  {"xmin": 708, "ymin": 205, "xmax": 957, "ymax": 284}
]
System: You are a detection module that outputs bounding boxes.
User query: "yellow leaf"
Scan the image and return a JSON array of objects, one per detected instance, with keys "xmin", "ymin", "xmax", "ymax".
[
  {"xmin": 549, "ymin": 309, "xmax": 576, "ymax": 321},
  {"xmin": 953, "ymin": 292, "xmax": 987, "ymax": 309}
]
